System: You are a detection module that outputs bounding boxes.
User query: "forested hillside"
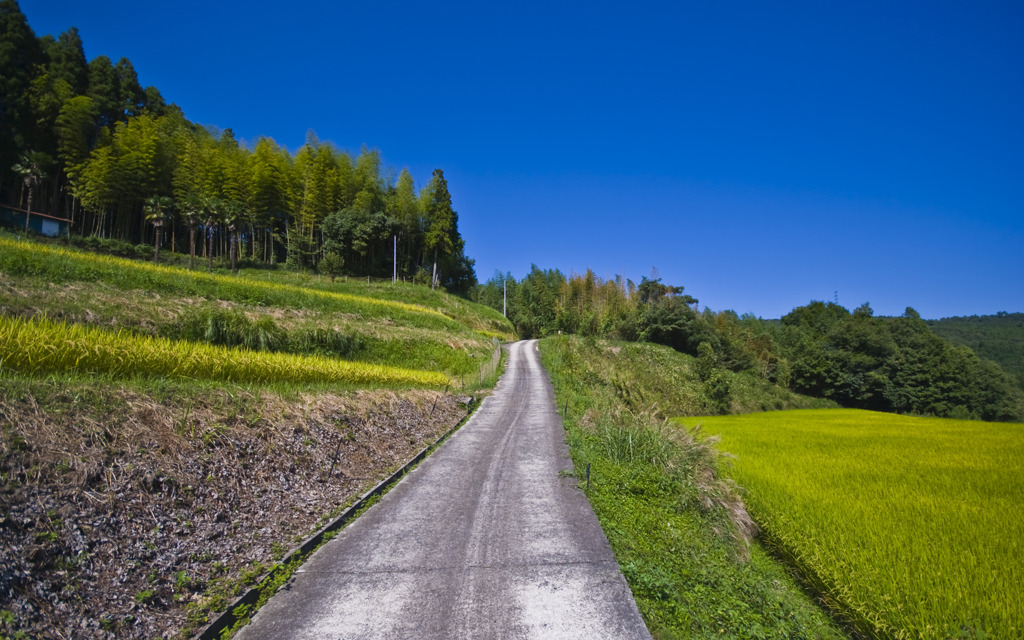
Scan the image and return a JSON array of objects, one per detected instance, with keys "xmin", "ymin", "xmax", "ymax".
[
  {"xmin": 475, "ymin": 268, "xmax": 1024, "ymax": 422},
  {"xmin": 0, "ymin": 1, "xmax": 474, "ymax": 292},
  {"xmin": 927, "ymin": 312, "xmax": 1024, "ymax": 389}
]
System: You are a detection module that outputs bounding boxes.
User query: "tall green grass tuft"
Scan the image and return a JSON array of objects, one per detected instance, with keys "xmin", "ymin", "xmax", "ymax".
[
  {"xmin": 598, "ymin": 422, "xmax": 676, "ymax": 468},
  {"xmin": 171, "ymin": 308, "xmax": 365, "ymax": 359},
  {"xmin": 174, "ymin": 308, "xmax": 287, "ymax": 352},
  {"xmin": 287, "ymin": 327, "xmax": 364, "ymax": 359},
  {"xmin": 0, "ymin": 315, "xmax": 449, "ymax": 388}
]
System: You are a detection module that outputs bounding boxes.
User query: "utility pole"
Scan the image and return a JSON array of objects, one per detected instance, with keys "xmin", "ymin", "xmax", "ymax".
[{"xmin": 503, "ymin": 278, "xmax": 507, "ymax": 317}]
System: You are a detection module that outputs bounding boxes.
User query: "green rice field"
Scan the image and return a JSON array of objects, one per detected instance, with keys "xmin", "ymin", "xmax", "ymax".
[{"xmin": 675, "ymin": 409, "xmax": 1023, "ymax": 639}]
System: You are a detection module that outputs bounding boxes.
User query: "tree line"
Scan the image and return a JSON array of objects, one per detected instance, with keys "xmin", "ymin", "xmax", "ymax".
[
  {"xmin": 0, "ymin": 1, "xmax": 474, "ymax": 292},
  {"xmin": 474, "ymin": 268, "xmax": 1024, "ymax": 422},
  {"xmin": 927, "ymin": 312, "xmax": 1024, "ymax": 391}
]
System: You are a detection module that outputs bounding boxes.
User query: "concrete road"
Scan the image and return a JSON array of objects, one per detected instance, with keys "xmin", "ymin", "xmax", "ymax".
[{"xmin": 235, "ymin": 340, "xmax": 651, "ymax": 640}]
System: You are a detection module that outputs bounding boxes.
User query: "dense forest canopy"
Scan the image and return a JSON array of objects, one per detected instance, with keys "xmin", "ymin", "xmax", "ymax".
[
  {"xmin": 474, "ymin": 270, "xmax": 1024, "ymax": 422},
  {"xmin": 927, "ymin": 312, "xmax": 1024, "ymax": 390},
  {"xmin": 0, "ymin": 1, "xmax": 475, "ymax": 292}
]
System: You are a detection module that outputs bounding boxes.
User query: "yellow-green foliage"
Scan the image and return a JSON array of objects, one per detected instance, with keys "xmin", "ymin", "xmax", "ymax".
[
  {"xmin": 0, "ymin": 236, "xmax": 447, "ymax": 321},
  {"xmin": 238, "ymin": 269, "xmax": 515, "ymax": 340},
  {"xmin": 679, "ymin": 409, "xmax": 1023, "ymax": 639},
  {"xmin": 0, "ymin": 315, "xmax": 449, "ymax": 388},
  {"xmin": 474, "ymin": 329, "xmax": 510, "ymax": 341}
]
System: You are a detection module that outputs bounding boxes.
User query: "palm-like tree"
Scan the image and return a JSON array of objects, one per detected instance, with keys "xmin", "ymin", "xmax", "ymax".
[
  {"xmin": 222, "ymin": 200, "xmax": 244, "ymax": 273},
  {"xmin": 143, "ymin": 195, "xmax": 173, "ymax": 264},
  {"xmin": 180, "ymin": 193, "xmax": 202, "ymax": 270},
  {"xmin": 12, "ymin": 152, "xmax": 49, "ymax": 233},
  {"xmin": 204, "ymin": 196, "xmax": 223, "ymax": 272}
]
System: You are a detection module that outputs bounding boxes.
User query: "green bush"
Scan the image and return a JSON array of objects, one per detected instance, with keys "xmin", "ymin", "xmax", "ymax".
[{"xmin": 318, "ymin": 252, "xmax": 344, "ymax": 281}]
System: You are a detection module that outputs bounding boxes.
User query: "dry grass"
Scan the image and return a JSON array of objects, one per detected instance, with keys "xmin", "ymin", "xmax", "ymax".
[
  {"xmin": 0, "ymin": 379, "xmax": 470, "ymax": 640},
  {"xmin": 666, "ymin": 424, "xmax": 758, "ymax": 555}
]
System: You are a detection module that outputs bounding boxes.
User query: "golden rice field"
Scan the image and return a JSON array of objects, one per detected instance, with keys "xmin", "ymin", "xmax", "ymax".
[
  {"xmin": 677, "ymin": 409, "xmax": 1023, "ymax": 639},
  {"xmin": 0, "ymin": 315, "xmax": 449, "ymax": 388}
]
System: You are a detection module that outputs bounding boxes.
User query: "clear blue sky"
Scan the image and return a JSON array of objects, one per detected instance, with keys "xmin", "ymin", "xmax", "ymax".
[{"xmin": 21, "ymin": 0, "xmax": 1023, "ymax": 319}]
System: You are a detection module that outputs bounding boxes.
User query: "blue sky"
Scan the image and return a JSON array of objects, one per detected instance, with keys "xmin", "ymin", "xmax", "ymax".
[{"xmin": 20, "ymin": 0, "xmax": 1023, "ymax": 318}]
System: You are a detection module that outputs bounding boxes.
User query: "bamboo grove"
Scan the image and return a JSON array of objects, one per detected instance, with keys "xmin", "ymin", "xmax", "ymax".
[{"xmin": 0, "ymin": 1, "xmax": 474, "ymax": 292}]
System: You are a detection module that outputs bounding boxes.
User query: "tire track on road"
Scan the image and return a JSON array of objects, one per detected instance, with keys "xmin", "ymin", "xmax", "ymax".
[{"xmin": 234, "ymin": 340, "xmax": 651, "ymax": 640}]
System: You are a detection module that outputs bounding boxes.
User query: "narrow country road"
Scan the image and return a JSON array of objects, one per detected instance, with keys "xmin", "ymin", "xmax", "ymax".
[{"xmin": 234, "ymin": 340, "xmax": 651, "ymax": 639}]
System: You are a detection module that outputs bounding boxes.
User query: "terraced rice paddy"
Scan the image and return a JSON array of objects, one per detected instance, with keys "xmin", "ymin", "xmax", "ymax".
[
  {"xmin": 0, "ymin": 236, "xmax": 459, "ymax": 329},
  {"xmin": 676, "ymin": 409, "xmax": 1023, "ymax": 639},
  {"xmin": 0, "ymin": 235, "xmax": 514, "ymax": 382},
  {"xmin": 0, "ymin": 315, "xmax": 450, "ymax": 388}
]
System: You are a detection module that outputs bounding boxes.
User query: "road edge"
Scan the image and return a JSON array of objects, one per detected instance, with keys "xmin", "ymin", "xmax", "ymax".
[{"xmin": 193, "ymin": 386, "xmax": 495, "ymax": 640}]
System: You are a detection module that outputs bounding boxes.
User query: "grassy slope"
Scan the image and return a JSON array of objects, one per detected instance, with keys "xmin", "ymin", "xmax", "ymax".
[
  {"xmin": 0, "ymin": 234, "xmax": 514, "ymax": 382},
  {"xmin": 0, "ymin": 236, "xmax": 513, "ymax": 639},
  {"xmin": 681, "ymin": 409, "xmax": 1023, "ymax": 639},
  {"xmin": 238, "ymin": 268, "xmax": 511, "ymax": 338},
  {"xmin": 539, "ymin": 336, "xmax": 844, "ymax": 639}
]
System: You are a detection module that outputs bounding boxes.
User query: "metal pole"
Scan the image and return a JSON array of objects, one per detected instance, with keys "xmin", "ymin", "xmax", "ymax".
[
  {"xmin": 503, "ymin": 278, "xmax": 507, "ymax": 317},
  {"xmin": 393, "ymin": 235, "xmax": 397, "ymax": 284}
]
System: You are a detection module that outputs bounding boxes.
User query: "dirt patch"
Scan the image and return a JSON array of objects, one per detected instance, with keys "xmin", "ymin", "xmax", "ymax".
[{"xmin": 0, "ymin": 383, "xmax": 468, "ymax": 639}]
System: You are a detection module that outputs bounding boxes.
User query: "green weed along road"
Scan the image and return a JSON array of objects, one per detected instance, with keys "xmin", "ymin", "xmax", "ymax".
[
  {"xmin": 0, "ymin": 315, "xmax": 450, "ymax": 388},
  {"xmin": 680, "ymin": 409, "xmax": 1023, "ymax": 639},
  {"xmin": 539, "ymin": 337, "xmax": 848, "ymax": 640}
]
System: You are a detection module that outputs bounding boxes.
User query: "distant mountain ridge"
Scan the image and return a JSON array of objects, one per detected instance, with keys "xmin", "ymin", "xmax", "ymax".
[{"xmin": 927, "ymin": 312, "xmax": 1024, "ymax": 390}]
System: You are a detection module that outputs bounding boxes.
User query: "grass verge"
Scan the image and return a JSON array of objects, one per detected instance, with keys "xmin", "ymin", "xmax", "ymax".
[{"xmin": 539, "ymin": 336, "xmax": 847, "ymax": 639}]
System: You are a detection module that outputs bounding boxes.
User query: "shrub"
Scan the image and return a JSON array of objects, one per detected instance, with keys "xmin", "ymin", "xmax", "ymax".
[{"xmin": 318, "ymin": 252, "xmax": 344, "ymax": 281}]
